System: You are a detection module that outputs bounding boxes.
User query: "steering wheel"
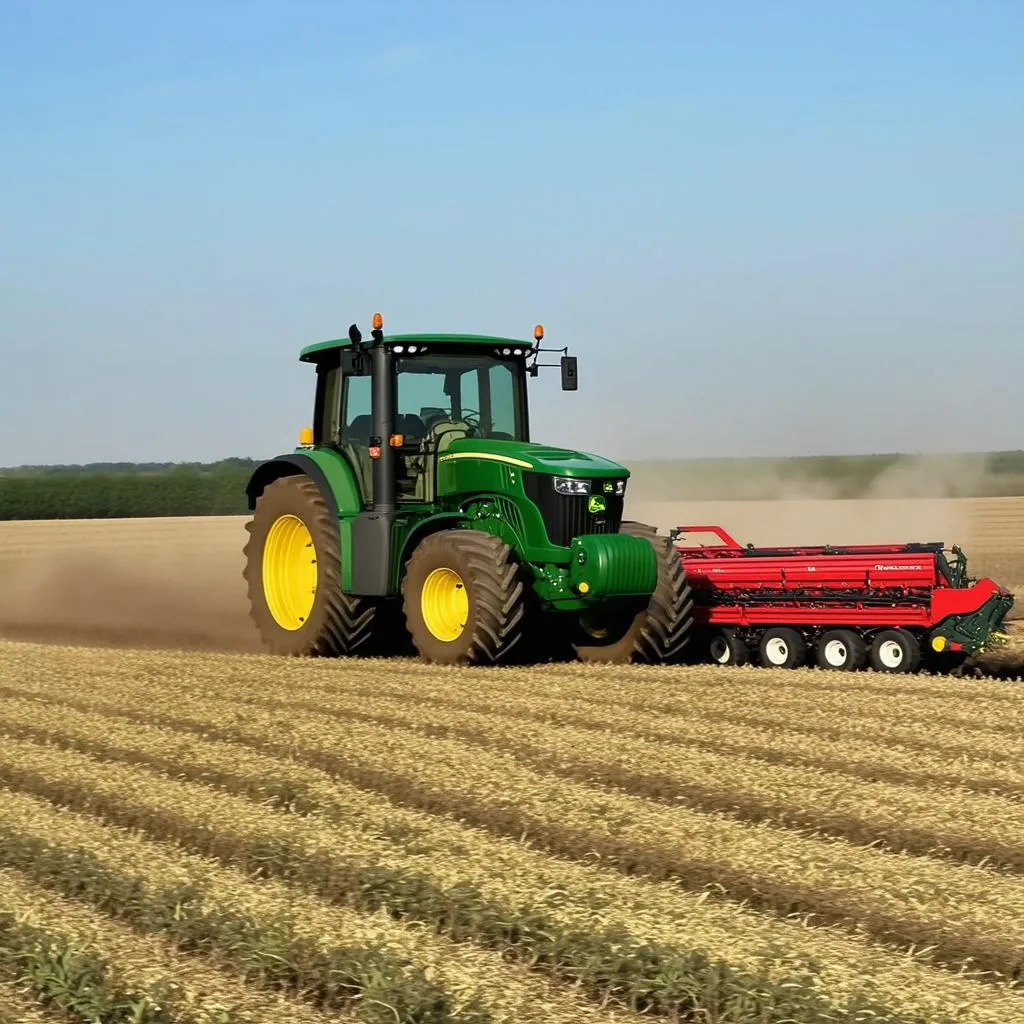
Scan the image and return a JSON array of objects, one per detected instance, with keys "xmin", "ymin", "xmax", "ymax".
[{"xmin": 459, "ymin": 408, "xmax": 482, "ymax": 432}]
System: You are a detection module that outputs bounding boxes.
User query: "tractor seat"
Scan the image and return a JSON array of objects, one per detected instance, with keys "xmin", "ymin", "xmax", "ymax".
[
  {"xmin": 408, "ymin": 420, "xmax": 471, "ymax": 501},
  {"xmin": 397, "ymin": 413, "xmax": 427, "ymax": 441},
  {"xmin": 433, "ymin": 420, "xmax": 470, "ymax": 453},
  {"xmin": 342, "ymin": 414, "xmax": 373, "ymax": 445}
]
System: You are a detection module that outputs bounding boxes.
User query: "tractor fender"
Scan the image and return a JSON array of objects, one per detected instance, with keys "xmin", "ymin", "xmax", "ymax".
[
  {"xmin": 395, "ymin": 513, "xmax": 471, "ymax": 585},
  {"xmin": 245, "ymin": 451, "xmax": 361, "ymax": 517}
]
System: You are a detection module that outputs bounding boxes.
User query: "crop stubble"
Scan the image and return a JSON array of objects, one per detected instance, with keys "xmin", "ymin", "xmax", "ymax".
[{"xmin": 0, "ymin": 642, "xmax": 1023, "ymax": 1022}]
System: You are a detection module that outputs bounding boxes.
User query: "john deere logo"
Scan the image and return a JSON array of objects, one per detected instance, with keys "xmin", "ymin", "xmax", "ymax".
[
  {"xmin": 603, "ymin": 482, "xmax": 614, "ymax": 493},
  {"xmin": 588, "ymin": 495, "xmax": 607, "ymax": 514}
]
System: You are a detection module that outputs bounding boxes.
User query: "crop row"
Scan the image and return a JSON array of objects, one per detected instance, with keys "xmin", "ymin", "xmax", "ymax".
[
  {"xmin": 0, "ymin": 785, "xmax": 635, "ymax": 1024},
  {"xmin": 410, "ymin": 658, "xmax": 1024, "ymax": 735},
  {"xmin": 227, "ymin": 685, "xmax": 1024, "ymax": 863},
  {"xmin": 381, "ymin": 651, "xmax": 1024, "ymax": 727},
  {"xmin": 45, "ymin": 680, "xmax": 1024, "ymax": 980},
  {"xmin": 8, "ymin": 638, "xmax": 1024, "ymax": 734},
  {"xmin": 5, "ymin": 683, "xmax": 1024, "ymax": 875},
  {"xmin": 7, "ymin": 647, "xmax": 1024, "ymax": 797},
  {"xmin": 286, "ymin": 665, "xmax": 1024, "ymax": 769},
  {"xmin": 0, "ymin": 866, "xmax": 343, "ymax": 1024},
  {"xmin": 9, "ymin": 636, "xmax": 1024, "ymax": 740},
  {"xmin": 0, "ymin": 726, "xmax": 1018, "ymax": 1023}
]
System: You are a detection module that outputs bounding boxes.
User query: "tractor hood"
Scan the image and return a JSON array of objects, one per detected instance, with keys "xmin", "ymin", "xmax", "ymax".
[{"xmin": 443, "ymin": 438, "xmax": 629, "ymax": 478}]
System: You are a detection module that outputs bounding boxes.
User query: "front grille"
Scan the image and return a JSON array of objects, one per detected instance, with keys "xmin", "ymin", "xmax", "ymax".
[{"xmin": 523, "ymin": 472, "xmax": 624, "ymax": 547}]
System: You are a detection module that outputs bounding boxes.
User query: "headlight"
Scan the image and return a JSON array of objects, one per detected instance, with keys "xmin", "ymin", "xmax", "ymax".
[
  {"xmin": 615, "ymin": 480, "xmax": 626, "ymax": 496},
  {"xmin": 553, "ymin": 476, "xmax": 590, "ymax": 496}
]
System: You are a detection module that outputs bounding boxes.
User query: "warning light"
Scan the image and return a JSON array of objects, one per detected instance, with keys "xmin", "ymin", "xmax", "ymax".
[
  {"xmin": 369, "ymin": 445, "xmax": 382, "ymax": 459},
  {"xmin": 372, "ymin": 312, "xmax": 383, "ymax": 330},
  {"xmin": 931, "ymin": 635, "xmax": 947, "ymax": 652},
  {"xmin": 577, "ymin": 581, "xmax": 590, "ymax": 594},
  {"xmin": 533, "ymin": 324, "xmax": 544, "ymax": 341},
  {"xmin": 389, "ymin": 433, "xmax": 404, "ymax": 447},
  {"xmin": 298, "ymin": 426, "xmax": 314, "ymax": 446}
]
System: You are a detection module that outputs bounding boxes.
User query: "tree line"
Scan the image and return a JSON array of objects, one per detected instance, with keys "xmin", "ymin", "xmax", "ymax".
[
  {"xmin": 0, "ymin": 460, "xmax": 260, "ymax": 520},
  {"xmin": 2, "ymin": 450, "xmax": 1023, "ymax": 520}
]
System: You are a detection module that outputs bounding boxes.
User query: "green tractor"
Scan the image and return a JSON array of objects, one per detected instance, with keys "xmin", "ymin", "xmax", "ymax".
[{"xmin": 242, "ymin": 313, "xmax": 692, "ymax": 665}]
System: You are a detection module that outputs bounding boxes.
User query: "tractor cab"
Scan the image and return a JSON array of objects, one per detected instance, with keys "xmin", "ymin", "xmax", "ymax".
[
  {"xmin": 338, "ymin": 341, "xmax": 530, "ymax": 505},
  {"xmin": 300, "ymin": 316, "xmax": 575, "ymax": 510}
]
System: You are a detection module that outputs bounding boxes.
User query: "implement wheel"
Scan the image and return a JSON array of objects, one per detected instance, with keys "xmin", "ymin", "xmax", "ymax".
[
  {"xmin": 869, "ymin": 628, "xmax": 921, "ymax": 674},
  {"xmin": 708, "ymin": 627, "xmax": 749, "ymax": 667},
  {"xmin": 243, "ymin": 475, "xmax": 376, "ymax": 656},
  {"xmin": 815, "ymin": 629, "xmax": 867, "ymax": 671},
  {"xmin": 758, "ymin": 627, "xmax": 806, "ymax": 669},
  {"xmin": 402, "ymin": 529, "xmax": 526, "ymax": 665},
  {"xmin": 571, "ymin": 521, "xmax": 693, "ymax": 664}
]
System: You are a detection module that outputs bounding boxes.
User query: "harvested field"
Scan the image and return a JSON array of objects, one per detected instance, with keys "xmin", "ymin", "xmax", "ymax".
[
  {"xmin": 1, "ymin": 640, "xmax": 1024, "ymax": 1022},
  {"xmin": 2, "ymin": 508, "xmax": 1024, "ymax": 1019}
]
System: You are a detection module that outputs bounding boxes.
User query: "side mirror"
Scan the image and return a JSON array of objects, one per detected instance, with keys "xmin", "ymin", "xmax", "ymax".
[{"xmin": 560, "ymin": 355, "xmax": 578, "ymax": 391}]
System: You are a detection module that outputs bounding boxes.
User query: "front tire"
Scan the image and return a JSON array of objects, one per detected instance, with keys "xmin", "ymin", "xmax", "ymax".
[
  {"xmin": 402, "ymin": 529, "xmax": 526, "ymax": 665},
  {"xmin": 242, "ymin": 475, "xmax": 376, "ymax": 656},
  {"xmin": 571, "ymin": 521, "xmax": 694, "ymax": 664}
]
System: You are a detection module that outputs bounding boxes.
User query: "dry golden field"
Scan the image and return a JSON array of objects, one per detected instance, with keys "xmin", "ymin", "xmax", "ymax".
[
  {"xmin": 1, "ymin": 505, "xmax": 1024, "ymax": 1021},
  {"xmin": 1, "ymin": 642, "xmax": 1024, "ymax": 1021}
]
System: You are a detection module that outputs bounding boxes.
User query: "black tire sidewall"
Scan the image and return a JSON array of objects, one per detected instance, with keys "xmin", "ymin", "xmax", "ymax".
[
  {"xmin": 402, "ymin": 532, "xmax": 483, "ymax": 663},
  {"xmin": 869, "ymin": 628, "xmax": 920, "ymax": 673},
  {"xmin": 245, "ymin": 478, "xmax": 335, "ymax": 653},
  {"xmin": 759, "ymin": 627, "xmax": 805, "ymax": 669},
  {"xmin": 816, "ymin": 629, "xmax": 865, "ymax": 671}
]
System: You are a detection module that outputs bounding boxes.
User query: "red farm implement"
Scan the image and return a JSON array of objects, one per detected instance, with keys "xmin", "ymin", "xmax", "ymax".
[{"xmin": 670, "ymin": 525, "xmax": 1014, "ymax": 674}]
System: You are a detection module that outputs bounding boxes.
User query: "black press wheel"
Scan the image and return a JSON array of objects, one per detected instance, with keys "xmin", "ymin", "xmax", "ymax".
[
  {"xmin": 868, "ymin": 628, "xmax": 921, "ymax": 674},
  {"xmin": 708, "ymin": 627, "xmax": 749, "ymax": 667},
  {"xmin": 815, "ymin": 629, "xmax": 867, "ymax": 671},
  {"xmin": 758, "ymin": 627, "xmax": 806, "ymax": 669}
]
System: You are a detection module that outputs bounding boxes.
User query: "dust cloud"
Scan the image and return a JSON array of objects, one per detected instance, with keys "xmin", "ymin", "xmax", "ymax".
[
  {"xmin": 624, "ymin": 453, "xmax": 996, "ymax": 548},
  {"xmin": 627, "ymin": 452, "xmax": 1002, "ymax": 505},
  {"xmin": 0, "ymin": 545, "xmax": 260, "ymax": 653}
]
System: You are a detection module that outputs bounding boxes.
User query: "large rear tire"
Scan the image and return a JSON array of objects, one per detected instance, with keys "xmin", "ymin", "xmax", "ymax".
[
  {"xmin": 571, "ymin": 521, "xmax": 694, "ymax": 664},
  {"xmin": 242, "ymin": 475, "xmax": 376, "ymax": 656},
  {"xmin": 402, "ymin": 529, "xmax": 527, "ymax": 665}
]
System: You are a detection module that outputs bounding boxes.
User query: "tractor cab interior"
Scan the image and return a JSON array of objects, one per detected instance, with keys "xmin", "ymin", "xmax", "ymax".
[{"xmin": 336, "ymin": 349, "xmax": 528, "ymax": 506}]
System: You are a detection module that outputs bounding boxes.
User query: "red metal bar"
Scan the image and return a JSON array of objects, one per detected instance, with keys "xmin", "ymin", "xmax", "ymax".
[
  {"xmin": 672, "ymin": 525, "xmax": 743, "ymax": 549},
  {"xmin": 674, "ymin": 523, "xmax": 1006, "ymax": 631}
]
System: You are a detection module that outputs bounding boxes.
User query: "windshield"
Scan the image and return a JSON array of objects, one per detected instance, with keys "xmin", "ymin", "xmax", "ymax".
[{"xmin": 395, "ymin": 352, "xmax": 527, "ymax": 442}]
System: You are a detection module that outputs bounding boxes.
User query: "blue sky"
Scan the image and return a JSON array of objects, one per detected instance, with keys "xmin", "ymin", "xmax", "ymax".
[{"xmin": 1, "ymin": 0, "xmax": 1021, "ymax": 466}]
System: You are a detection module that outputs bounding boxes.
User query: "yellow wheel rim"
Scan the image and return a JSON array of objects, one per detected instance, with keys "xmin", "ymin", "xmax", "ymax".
[
  {"xmin": 421, "ymin": 567, "xmax": 469, "ymax": 642},
  {"xmin": 262, "ymin": 514, "xmax": 317, "ymax": 630}
]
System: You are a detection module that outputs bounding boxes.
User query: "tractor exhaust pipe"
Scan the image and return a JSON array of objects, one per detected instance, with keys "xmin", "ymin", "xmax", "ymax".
[{"xmin": 369, "ymin": 317, "xmax": 397, "ymax": 513}]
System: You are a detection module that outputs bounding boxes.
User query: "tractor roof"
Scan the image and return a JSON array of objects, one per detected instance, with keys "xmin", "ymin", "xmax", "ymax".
[{"xmin": 299, "ymin": 333, "xmax": 532, "ymax": 362}]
